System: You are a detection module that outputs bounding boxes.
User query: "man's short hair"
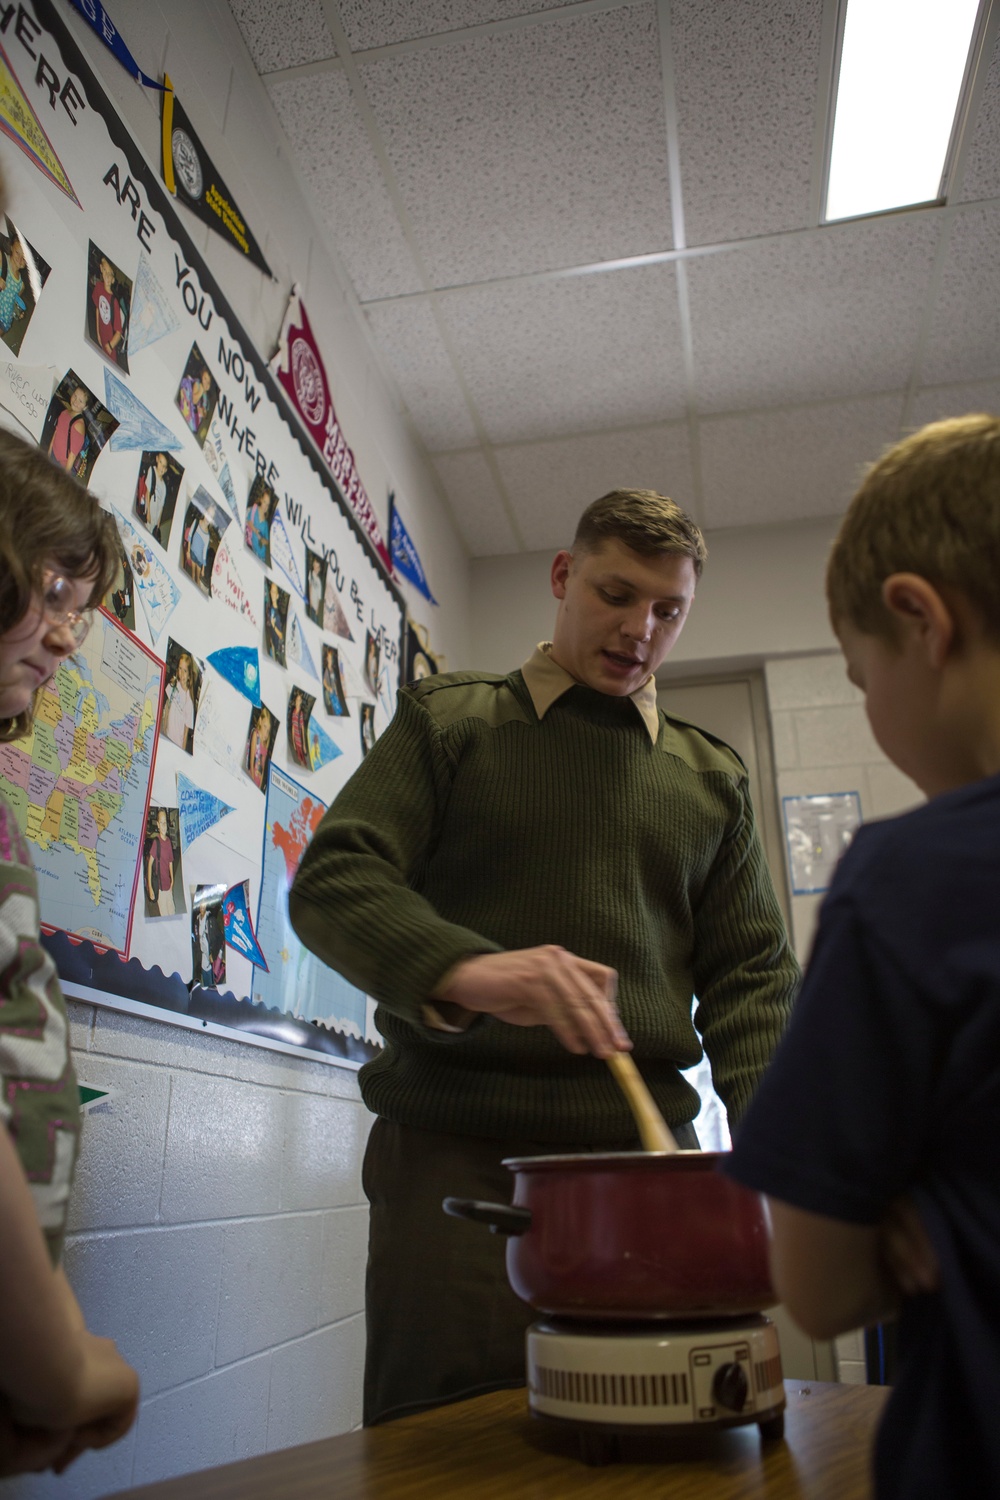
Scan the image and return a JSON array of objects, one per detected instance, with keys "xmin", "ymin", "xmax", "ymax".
[
  {"xmin": 826, "ymin": 414, "xmax": 1000, "ymax": 642},
  {"xmin": 573, "ymin": 489, "xmax": 708, "ymax": 577}
]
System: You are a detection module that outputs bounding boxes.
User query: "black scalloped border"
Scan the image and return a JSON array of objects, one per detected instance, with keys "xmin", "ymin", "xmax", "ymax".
[{"xmin": 42, "ymin": 929, "xmax": 377, "ymax": 1067}]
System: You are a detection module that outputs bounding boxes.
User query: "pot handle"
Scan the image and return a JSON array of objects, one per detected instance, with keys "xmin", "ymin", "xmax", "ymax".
[{"xmin": 442, "ymin": 1197, "xmax": 532, "ymax": 1236}]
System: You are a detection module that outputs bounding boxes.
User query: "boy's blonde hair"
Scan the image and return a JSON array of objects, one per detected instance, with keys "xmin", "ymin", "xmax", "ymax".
[
  {"xmin": 827, "ymin": 414, "xmax": 1000, "ymax": 642},
  {"xmin": 573, "ymin": 489, "xmax": 708, "ymax": 578}
]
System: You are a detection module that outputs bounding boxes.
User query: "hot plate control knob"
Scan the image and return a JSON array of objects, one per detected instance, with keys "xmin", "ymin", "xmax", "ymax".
[{"xmin": 713, "ymin": 1362, "xmax": 749, "ymax": 1412}]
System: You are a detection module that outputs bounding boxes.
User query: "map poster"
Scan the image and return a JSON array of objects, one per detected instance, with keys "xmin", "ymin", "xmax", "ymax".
[
  {"xmin": 252, "ymin": 765, "xmax": 374, "ymax": 1045},
  {"xmin": 0, "ymin": 609, "xmax": 162, "ymax": 952}
]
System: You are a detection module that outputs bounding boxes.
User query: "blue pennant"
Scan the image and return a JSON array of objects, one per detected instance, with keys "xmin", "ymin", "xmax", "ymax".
[
  {"xmin": 104, "ymin": 370, "xmax": 182, "ymax": 450},
  {"xmin": 308, "ymin": 714, "xmax": 342, "ymax": 771},
  {"xmin": 207, "ymin": 645, "xmax": 262, "ymax": 706},
  {"xmin": 177, "ymin": 774, "xmax": 237, "ymax": 852},
  {"xmin": 390, "ymin": 493, "xmax": 438, "ymax": 604},
  {"xmin": 223, "ymin": 881, "xmax": 269, "ymax": 970}
]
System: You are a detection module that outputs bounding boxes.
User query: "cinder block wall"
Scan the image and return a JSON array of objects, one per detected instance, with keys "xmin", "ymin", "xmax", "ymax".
[
  {"xmin": 764, "ymin": 652, "xmax": 923, "ymax": 1384},
  {"xmin": 6, "ymin": 1004, "xmax": 371, "ymax": 1499}
]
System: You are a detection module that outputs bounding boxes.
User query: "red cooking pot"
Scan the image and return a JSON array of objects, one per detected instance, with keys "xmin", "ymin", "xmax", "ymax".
[{"xmin": 444, "ymin": 1150, "xmax": 774, "ymax": 1320}]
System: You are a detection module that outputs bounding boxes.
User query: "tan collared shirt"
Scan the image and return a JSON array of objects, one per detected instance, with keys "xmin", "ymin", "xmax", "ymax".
[
  {"xmin": 423, "ymin": 646, "xmax": 660, "ymax": 1031},
  {"xmin": 520, "ymin": 642, "xmax": 661, "ymax": 745}
]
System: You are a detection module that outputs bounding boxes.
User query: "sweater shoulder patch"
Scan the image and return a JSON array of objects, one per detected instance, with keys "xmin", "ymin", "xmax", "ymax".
[
  {"xmin": 407, "ymin": 672, "xmax": 530, "ymax": 731},
  {"xmin": 659, "ymin": 714, "xmax": 746, "ymax": 781}
]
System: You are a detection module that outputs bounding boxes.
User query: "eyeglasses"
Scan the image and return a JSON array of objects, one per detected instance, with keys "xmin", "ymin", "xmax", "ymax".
[{"xmin": 41, "ymin": 573, "xmax": 94, "ymax": 648}]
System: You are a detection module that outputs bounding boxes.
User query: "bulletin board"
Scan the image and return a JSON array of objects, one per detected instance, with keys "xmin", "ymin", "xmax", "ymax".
[{"xmin": 0, "ymin": 0, "xmax": 405, "ymax": 1067}]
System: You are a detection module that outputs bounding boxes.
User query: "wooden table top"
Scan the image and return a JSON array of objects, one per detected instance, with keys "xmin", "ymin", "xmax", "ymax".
[{"xmin": 113, "ymin": 1379, "xmax": 889, "ymax": 1500}]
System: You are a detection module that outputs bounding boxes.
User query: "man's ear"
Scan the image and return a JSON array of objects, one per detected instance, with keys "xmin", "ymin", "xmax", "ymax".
[
  {"xmin": 881, "ymin": 573, "xmax": 955, "ymax": 666},
  {"xmin": 551, "ymin": 549, "xmax": 573, "ymax": 600}
]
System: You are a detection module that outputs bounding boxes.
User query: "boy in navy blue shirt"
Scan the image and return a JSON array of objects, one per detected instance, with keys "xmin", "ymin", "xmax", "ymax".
[{"xmin": 729, "ymin": 413, "xmax": 1000, "ymax": 1500}]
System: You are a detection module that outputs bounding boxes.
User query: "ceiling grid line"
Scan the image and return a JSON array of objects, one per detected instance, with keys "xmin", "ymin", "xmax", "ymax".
[
  {"xmin": 656, "ymin": 0, "xmax": 704, "ymax": 523},
  {"xmin": 318, "ymin": 0, "xmax": 527, "ymax": 550}
]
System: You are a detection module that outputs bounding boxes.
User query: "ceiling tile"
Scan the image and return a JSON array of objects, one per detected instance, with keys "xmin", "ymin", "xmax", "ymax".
[
  {"xmin": 495, "ymin": 422, "xmax": 697, "ymax": 551},
  {"xmin": 908, "ymin": 379, "xmax": 1000, "ymax": 429},
  {"xmin": 357, "ymin": 4, "xmax": 673, "ymax": 286},
  {"xmin": 229, "ymin": 0, "xmax": 335, "ymax": 73},
  {"xmin": 338, "ymin": 0, "xmax": 579, "ymax": 52},
  {"xmin": 956, "ymin": 28, "xmax": 1000, "ymax": 203},
  {"xmin": 266, "ymin": 71, "xmax": 424, "ymax": 300},
  {"xmin": 672, "ymin": 0, "xmax": 824, "ymax": 246},
  {"xmin": 431, "ymin": 449, "xmax": 521, "ymax": 554},
  {"xmin": 699, "ymin": 395, "xmax": 905, "ymax": 529},
  {"xmin": 921, "ymin": 204, "xmax": 1000, "ymax": 386},
  {"xmin": 687, "ymin": 217, "xmax": 941, "ymax": 414},
  {"xmin": 433, "ymin": 264, "xmax": 686, "ymax": 446},
  {"xmin": 364, "ymin": 298, "xmax": 479, "ymax": 450}
]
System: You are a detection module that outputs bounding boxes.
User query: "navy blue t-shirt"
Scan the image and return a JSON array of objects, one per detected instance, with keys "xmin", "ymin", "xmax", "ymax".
[{"xmin": 729, "ymin": 772, "xmax": 1000, "ymax": 1500}]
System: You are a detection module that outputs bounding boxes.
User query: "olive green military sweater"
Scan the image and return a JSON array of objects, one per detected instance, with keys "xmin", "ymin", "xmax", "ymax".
[{"xmin": 289, "ymin": 663, "xmax": 799, "ymax": 1145}]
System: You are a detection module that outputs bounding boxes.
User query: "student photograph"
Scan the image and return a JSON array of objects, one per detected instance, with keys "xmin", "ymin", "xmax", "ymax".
[
  {"xmin": 263, "ymin": 578, "xmax": 289, "ymax": 666},
  {"xmin": 143, "ymin": 806, "xmax": 185, "ymax": 919},
  {"xmin": 287, "ymin": 685, "xmax": 315, "ymax": 769},
  {"xmin": 190, "ymin": 885, "xmax": 225, "ymax": 990},
  {"xmin": 159, "ymin": 639, "xmax": 202, "ymax": 754},
  {"xmin": 134, "ymin": 450, "xmax": 183, "ymax": 550},
  {"xmin": 359, "ymin": 700, "xmax": 375, "ymax": 757},
  {"xmin": 39, "ymin": 371, "xmax": 118, "ymax": 487},
  {"xmin": 175, "ymin": 341, "xmax": 218, "ymax": 445},
  {"xmin": 321, "ymin": 643, "xmax": 348, "ymax": 717},
  {"xmin": 0, "ymin": 217, "xmax": 49, "ymax": 357},
  {"xmin": 0, "ymin": 425, "xmax": 138, "ymax": 1476},
  {"xmin": 244, "ymin": 701, "xmax": 278, "ymax": 791},
  {"xmin": 304, "ymin": 547, "xmax": 327, "ymax": 625},
  {"xmin": 244, "ymin": 475, "xmax": 275, "ymax": 566},
  {"xmin": 104, "ymin": 532, "xmax": 135, "ymax": 631},
  {"xmin": 179, "ymin": 489, "xmax": 230, "ymax": 598},
  {"xmin": 363, "ymin": 628, "xmax": 381, "ymax": 696},
  {"xmin": 84, "ymin": 240, "xmax": 130, "ymax": 373}
]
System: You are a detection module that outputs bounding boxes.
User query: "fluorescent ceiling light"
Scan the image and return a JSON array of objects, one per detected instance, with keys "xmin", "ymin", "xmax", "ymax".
[{"xmin": 825, "ymin": 0, "xmax": 982, "ymax": 222}]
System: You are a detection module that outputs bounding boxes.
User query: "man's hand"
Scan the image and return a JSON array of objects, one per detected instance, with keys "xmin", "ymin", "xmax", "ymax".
[
  {"xmin": 878, "ymin": 1195, "xmax": 940, "ymax": 1298},
  {"xmin": 433, "ymin": 946, "xmax": 630, "ymax": 1057}
]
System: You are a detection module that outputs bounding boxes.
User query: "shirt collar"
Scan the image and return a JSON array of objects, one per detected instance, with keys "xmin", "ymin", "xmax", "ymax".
[{"xmin": 520, "ymin": 643, "xmax": 660, "ymax": 745}]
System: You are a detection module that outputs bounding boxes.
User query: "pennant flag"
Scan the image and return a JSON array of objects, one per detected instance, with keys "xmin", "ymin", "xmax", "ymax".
[
  {"xmin": 104, "ymin": 370, "xmax": 182, "ymax": 451},
  {"xmin": 161, "ymin": 77, "xmax": 272, "ymax": 277},
  {"xmin": 203, "ymin": 416, "xmax": 243, "ymax": 520},
  {"xmin": 211, "ymin": 538, "xmax": 259, "ymax": 629},
  {"xmin": 323, "ymin": 579, "xmax": 354, "ymax": 642},
  {"xmin": 390, "ymin": 493, "xmax": 438, "ymax": 604},
  {"xmin": 269, "ymin": 508, "xmax": 304, "ymax": 597},
  {"xmin": 207, "ymin": 645, "xmax": 261, "ymax": 706},
  {"xmin": 67, "ymin": 0, "xmax": 169, "ymax": 90},
  {"xmin": 286, "ymin": 611, "xmax": 318, "ymax": 682},
  {"xmin": 78, "ymin": 1085, "xmax": 113, "ymax": 1111},
  {"xmin": 176, "ymin": 773, "xmax": 236, "ymax": 852},
  {"xmin": 308, "ymin": 714, "xmax": 342, "ymax": 772},
  {"xmin": 112, "ymin": 509, "xmax": 179, "ymax": 643},
  {"xmin": 129, "ymin": 255, "xmax": 181, "ymax": 355},
  {"xmin": 270, "ymin": 286, "xmax": 392, "ymax": 576},
  {"xmin": 223, "ymin": 880, "xmax": 268, "ymax": 969},
  {"xmin": 0, "ymin": 40, "xmax": 80, "ymax": 206},
  {"xmin": 338, "ymin": 650, "xmax": 373, "ymax": 702}
]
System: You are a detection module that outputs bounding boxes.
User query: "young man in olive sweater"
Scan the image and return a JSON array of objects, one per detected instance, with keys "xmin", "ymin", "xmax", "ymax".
[{"xmin": 289, "ymin": 490, "xmax": 799, "ymax": 1425}]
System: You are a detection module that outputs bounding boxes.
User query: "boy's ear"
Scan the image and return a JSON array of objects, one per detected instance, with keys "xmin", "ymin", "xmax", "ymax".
[{"xmin": 881, "ymin": 573, "xmax": 955, "ymax": 666}]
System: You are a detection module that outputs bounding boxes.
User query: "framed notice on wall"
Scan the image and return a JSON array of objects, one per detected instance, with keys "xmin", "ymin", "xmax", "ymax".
[
  {"xmin": 0, "ymin": 0, "xmax": 404, "ymax": 1067},
  {"xmin": 782, "ymin": 792, "xmax": 862, "ymax": 896}
]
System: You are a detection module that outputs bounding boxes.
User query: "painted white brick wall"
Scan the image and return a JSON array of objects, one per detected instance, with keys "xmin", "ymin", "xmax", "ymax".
[
  {"xmin": 764, "ymin": 651, "xmax": 923, "ymax": 1386},
  {"xmin": 1, "ymin": 1004, "xmax": 372, "ymax": 1500}
]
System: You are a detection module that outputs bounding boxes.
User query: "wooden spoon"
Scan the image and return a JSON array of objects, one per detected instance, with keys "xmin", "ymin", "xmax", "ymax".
[{"xmin": 606, "ymin": 1051, "xmax": 679, "ymax": 1153}]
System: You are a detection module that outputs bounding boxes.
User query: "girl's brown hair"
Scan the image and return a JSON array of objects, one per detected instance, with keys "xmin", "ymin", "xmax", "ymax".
[{"xmin": 0, "ymin": 426, "xmax": 119, "ymax": 741}]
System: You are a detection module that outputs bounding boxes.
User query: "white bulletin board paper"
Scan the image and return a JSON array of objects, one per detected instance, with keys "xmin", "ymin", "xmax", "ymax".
[{"xmin": 0, "ymin": 0, "xmax": 401, "ymax": 1067}]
